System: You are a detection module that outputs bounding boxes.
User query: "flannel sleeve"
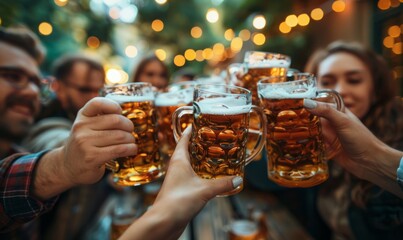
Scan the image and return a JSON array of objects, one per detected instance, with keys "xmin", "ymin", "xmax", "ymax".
[{"xmin": 0, "ymin": 151, "xmax": 58, "ymax": 232}]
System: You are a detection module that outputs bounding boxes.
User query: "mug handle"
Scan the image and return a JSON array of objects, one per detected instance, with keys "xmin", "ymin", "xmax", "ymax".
[
  {"xmin": 245, "ymin": 105, "xmax": 267, "ymax": 165},
  {"xmin": 172, "ymin": 106, "xmax": 193, "ymax": 143},
  {"xmin": 106, "ymin": 160, "xmax": 119, "ymax": 172},
  {"xmin": 315, "ymin": 89, "xmax": 345, "ymax": 160},
  {"xmin": 227, "ymin": 63, "xmax": 245, "ymax": 86}
]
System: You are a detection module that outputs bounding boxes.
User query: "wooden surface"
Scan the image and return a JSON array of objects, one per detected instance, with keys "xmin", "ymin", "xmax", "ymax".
[{"xmin": 192, "ymin": 190, "xmax": 313, "ymax": 240}]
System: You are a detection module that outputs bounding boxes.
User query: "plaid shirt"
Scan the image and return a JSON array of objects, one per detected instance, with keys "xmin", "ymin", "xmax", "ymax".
[{"xmin": 0, "ymin": 151, "xmax": 58, "ymax": 233}]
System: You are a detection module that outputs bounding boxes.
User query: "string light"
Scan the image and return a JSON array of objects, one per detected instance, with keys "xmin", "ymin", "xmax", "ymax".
[
  {"xmin": 202, "ymin": 48, "xmax": 214, "ymax": 60},
  {"xmin": 383, "ymin": 36, "xmax": 394, "ymax": 48},
  {"xmin": 38, "ymin": 22, "xmax": 53, "ymax": 35},
  {"xmin": 285, "ymin": 15, "xmax": 298, "ymax": 27},
  {"xmin": 388, "ymin": 25, "xmax": 401, "ymax": 37},
  {"xmin": 87, "ymin": 36, "xmax": 100, "ymax": 49},
  {"xmin": 125, "ymin": 45, "xmax": 138, "ymax": 58},
  {"xmin": 224, "ymin": 28, "xmax": 235, "ymax": 41},
  {"xmin": 174, "ymin": 55, "xmax": 186, "ymax": 66},
  {"xmin": 377, "ymin": 0, "xmax": 391, "ymax": 10},
  {"xmin": 392, "ymin": 42, "xmax": 402, "ymax": 54},
  {"xmin": 252, "ymin": 33, "xmax": 266, "ymax": 45},
  {"xmin": 155, "ymin": 0, "xmax": 167, "ymax": 5},
  {"xmin": 151, "ymin": 19, "xmax": 164, "ymax": 32},
  {"xmin": 332, "ymin": 0, "xmax": 346, "ymax": 13},
  {"xmin": 230, "ymin": 37, "xmax": 243, "ymax": 52},
  {"xmin": 252, "ymin": 15, "xmax": 266, "ymax": 29},
  {"xmin": 279, "ymin": 22, "xmax": 291, "ymax": 33},
  {"xmin": 206, "ymin": 8, "xmax": 219, "ymax": 23},
  {"xmin": 297, "ymin": 14, "xmax": 310, "ymax": 26},
  {"xmin": 310, "ymin": 8, "xmax": 324, "ymax": 20},
  {"xmin": 54, "ymin": 0, "xmax": 68, "ymax": 7},
  {"xmin": 155, "ymin": 49, "xmax": 167, "ymax": 61},
  {"xmin": 190, "ymin": 26, "xmax": 202, "ymax": 38},
  {"xmin": 184, "ymin": 49, "xmax": 196, "ymax": 61},
  {"xmin": 195, "ymin": 50, "xmax": 204, "ymax": 62},
  {"xmin": 239, "ymin": 29, "xmax": 251, "ymax": 41}
]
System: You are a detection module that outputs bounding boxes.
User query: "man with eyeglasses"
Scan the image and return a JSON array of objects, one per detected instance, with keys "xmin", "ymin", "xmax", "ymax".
[{"xmin": 0, "ymin": 26, "xmax": 137, "ymax": 236}]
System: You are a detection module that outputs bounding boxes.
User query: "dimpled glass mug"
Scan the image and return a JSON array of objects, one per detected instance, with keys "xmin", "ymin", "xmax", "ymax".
[
  {"xmin": 172, "ymin": 84, "xmax": 267, "ymax": 196},
  {"xmin": 258, "ymin": 73, "xmax": 344, "ymax": 188},
  {"xmin": 102, "ymin": 82, "xmax": 162, "ymax": 186}
]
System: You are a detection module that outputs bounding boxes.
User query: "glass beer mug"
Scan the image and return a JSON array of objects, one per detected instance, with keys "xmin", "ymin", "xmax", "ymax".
[
  {"xmin": 172, "ymin": 84, "xmax": 267, "ymax": 196},
  {"xmin": 102, "ymin": 82, "xmax": 162, "ymax": 186},
  {"xmin": 227, "ymin": 51, "xmax": 291, "ymax": 105},
  {"xmin": 257, "ymin": 73, "xmax": 344, "ymax": 188},
  {"xmin": 155, "ymin": 86, "xmax": 194, "ymax": 161}
]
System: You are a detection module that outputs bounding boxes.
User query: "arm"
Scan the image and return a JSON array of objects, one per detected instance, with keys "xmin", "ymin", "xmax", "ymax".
[
  {"xmin": 120, "ymin": 127, "xmax": 242, "ymax": 240},
  {"xmin": 304, "ymin": 99, "xmax": 403, "ymax": 199}
]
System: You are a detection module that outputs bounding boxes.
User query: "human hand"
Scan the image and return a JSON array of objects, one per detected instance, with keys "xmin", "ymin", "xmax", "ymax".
[
  {"xmin": 61, "ymin": 97, "xmax": 137, "ymax": 185},
  {"xmin": 303, "ymin": 99, "xmax": 398, "ymax": 180}
]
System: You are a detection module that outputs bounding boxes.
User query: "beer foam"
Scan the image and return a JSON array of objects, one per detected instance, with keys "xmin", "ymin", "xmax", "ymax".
[
  {"xmin": 155, "ymin": 90, "xmax": 193, "ymax": 106},
  {"xmin": 105, "ymin": 93, "xmax": 154, "ymax": 103},
  {"xmin": 260, "ymin": 86, "xmax": 316, "ymax": 99},
  {"xmin": 196, "ymin": 97, "xmax": 251, "ymax": 114},
  {"xmin": 248, "ymin": 59, "xmax": 291, "ymax": 68}
]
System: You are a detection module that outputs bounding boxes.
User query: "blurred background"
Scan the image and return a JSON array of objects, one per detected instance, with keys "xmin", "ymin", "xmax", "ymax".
[{"xmin": 0, "ymin": 0, "xmax": 401, "ymax": 94}]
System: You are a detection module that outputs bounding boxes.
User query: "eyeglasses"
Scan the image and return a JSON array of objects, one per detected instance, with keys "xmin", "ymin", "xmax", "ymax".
[{"xmin": 0, "ymin": 66, "xmax": 41, "ymax": 89}]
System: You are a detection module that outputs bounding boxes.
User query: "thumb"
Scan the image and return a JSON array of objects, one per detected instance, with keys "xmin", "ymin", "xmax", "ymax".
[
  {"xmin": 79, "ymin": 97, "xmax": 122, "ymax": 118},
  {"xmin": 203, "ymin": 176, "xmax": 243, "ymax": 198}
]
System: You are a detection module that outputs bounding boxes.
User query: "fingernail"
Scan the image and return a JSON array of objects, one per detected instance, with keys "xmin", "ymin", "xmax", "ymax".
[
  {"xmin": 232, "ymin": 176, "xmax": 243, "ymax": 188},
  {"xmin": 303, "ymin": 99, "xmax": 317, "ymax": 109}
]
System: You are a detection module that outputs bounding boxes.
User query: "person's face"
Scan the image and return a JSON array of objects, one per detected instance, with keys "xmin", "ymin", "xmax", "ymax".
[
  {"xmin": 58, "ymin": 62, "xmax": 104, "ymax": 117},
  {"xmin": 138, "ymin": 60, "xmax": 168, "ymax": 90},
  {"xmin": 0, "ymin": 42, "xmax": 41, "ymax": 140},
  {"xmin": 317, "ymin": 52, "xmax": 374, "ymax": 119}
]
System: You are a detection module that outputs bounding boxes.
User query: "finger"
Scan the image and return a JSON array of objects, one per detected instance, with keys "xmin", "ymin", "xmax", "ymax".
[
  {"xmin": 90, "ymin": 130, "xmax": 136, "ymax": 147},
  {"xmin": 79, "ymin": 97, "xmax": 122, "ymax": 118},
  {"xmin": 96, "ymin": 143, "xmax": 138, "ymax": 164},
  {"xmin": 303, "ymin": 99, "xmax": 357, "ymax": 130},
  {"xmin": 203, "ymin": 176, "xmax": 243, "ymax": 198},
  {"xmin": 175, "ymin": 125, "xmax": 192, "ymax": 151},
  {"xmin": 85, "ymin": 114, "xmax": 134, "ymax": 132}
]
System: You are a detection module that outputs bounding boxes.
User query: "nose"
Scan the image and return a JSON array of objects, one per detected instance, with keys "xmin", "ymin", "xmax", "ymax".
[{"xmin": 334, "ymin": 81, "xmax": 348, "ymax": 98}]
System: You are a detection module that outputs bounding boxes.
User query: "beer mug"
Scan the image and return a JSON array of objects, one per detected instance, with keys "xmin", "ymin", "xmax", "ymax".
[
  {"xmin": 257, "ymin": 73, "xmax": 344, "ymax": 188},
  {"xmin": 155, "ymin": 87, "xmax": 193, "ymax": 161},
  {"xmin": 228, "ymin": 51, "xmax": 291, "ymax": 105},
  {"xmin": 172, "ymin": 84, "xmax": 267, "ymax": 196},
  {"xmin": 102, "ymin": 83, "xmax": 162, "ymax": 186}
]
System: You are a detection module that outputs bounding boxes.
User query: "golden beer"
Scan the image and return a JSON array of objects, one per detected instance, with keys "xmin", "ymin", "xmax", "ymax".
[
  {"xmin": 260, "ymin": 98, "xmax": 327, "ymax": 187},
  {"xmin": 173, "ymin": 85, "xmax": 266, "ymax": 196},
  {"xmin": 155, "ymin": 90, "xmax": 193, "ymax": 161},
  {"xmin": 190, "ymin": 104, "xmax": 250, "ymax": 195},
  {"xmin": 258, "ymin": 73, "xmax": 344, "ymax": 187},
  {"xmin": 103, "ymin": 82, "xmax": 162, "ymax": 186},
  {"xmin": 241, "ymin": 67, "xmax": 288, "ymax": 105},
  {"xmin": 112, "ymin": 100, "xmax": 161, "ymax": 186}
]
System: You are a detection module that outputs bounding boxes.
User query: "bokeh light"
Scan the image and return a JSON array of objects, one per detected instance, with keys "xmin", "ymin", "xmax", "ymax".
[
  {"xmin": 297, "ymin": 14, "xmax": 310, "ymax": 26},
  {"xmin": 279, "ymin": 22, "xmax": 291, "ymax": 33},
  {"xmin": 252, "ymin": 15, "xmax": 266, "ymax": 29},
  {"xmin": 155, "ymin": 0, "xmax": 167, "ymax": 5},
  {"xmin": 239, "ymin": 29, "xmax": 251, "ymax": 41},
  {"xmin": 38, "ymin": 22, "xmax": 53, "ymax": 35},
  {"xmin": 285, "ymin": 15, "xmax": 298, "ymax": 27},
  {"xmin": 310, "ymin": 8, "xmax": 324, "ymax": 21},
  {"xmin": 87, "ymin": 36, "xmax": 100, "ymax": 49},
  {"xmin": 155, "ymin": 49, "xmax": 167, "ymax": 61},
  {"xmin": 230, "ymin": 37, "xmax": 243, "ymax": 52},
  {"xmin": 252, "ymin": 33, "xmax": 266, "ymax": 45},
  {"xmin": 332, "ymin": 0, "xmax": 346, "ymax": 13},
  {"xmin": 388, "ymin": 25, "xmax": 401, "ymax": 38},
  {"xmin": 224, "ymin": 28, "xmax": 235, "ymax": 41},
  {"xmin": 54, "ymin": 0, "xmax": 68, "ymax": 7},
  {"xmin": 125, "ymin": 45, "xmax": 138, "ymax": 58},
  {"xmin": 190, "ymin": 26, "xmax": 203, "ymax": 38},
  {"xmin": 206, "ymin": 8, "xmax": 219, "ymax": 23},
  {"xmin": 174, "ymin": 55, "xmax": 186, "ymax": 66},
  {"xmin": 184, "ymin": 49, "xmax": 196, "ymax": 61},
  {"xmin": 151, "ymin": 19, "xmax": 164, "ymax": 32},
  {"xmin": 383, "ymin": 36, "xmax": 395, "ymax": 48}
]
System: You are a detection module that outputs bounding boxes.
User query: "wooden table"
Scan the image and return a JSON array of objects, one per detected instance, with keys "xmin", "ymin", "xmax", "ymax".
[{"xmin": 192, "ymin": 189, "xmax": 313, "ymax": 240}]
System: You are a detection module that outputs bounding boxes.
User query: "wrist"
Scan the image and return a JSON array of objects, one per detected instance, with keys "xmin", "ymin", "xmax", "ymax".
[
  {"xmin": 372, "ymin": 143, "xmax": 402, "ymax": 182},
  {"xmin": 33, "ymin": 147, "xmax": 75, "ymax": 200}
]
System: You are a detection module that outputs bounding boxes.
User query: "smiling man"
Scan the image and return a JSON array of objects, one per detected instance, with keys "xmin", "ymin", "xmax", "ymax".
[{"xmin": 0, "ymin": 26, "xmax": 44, "ymax": 159}]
